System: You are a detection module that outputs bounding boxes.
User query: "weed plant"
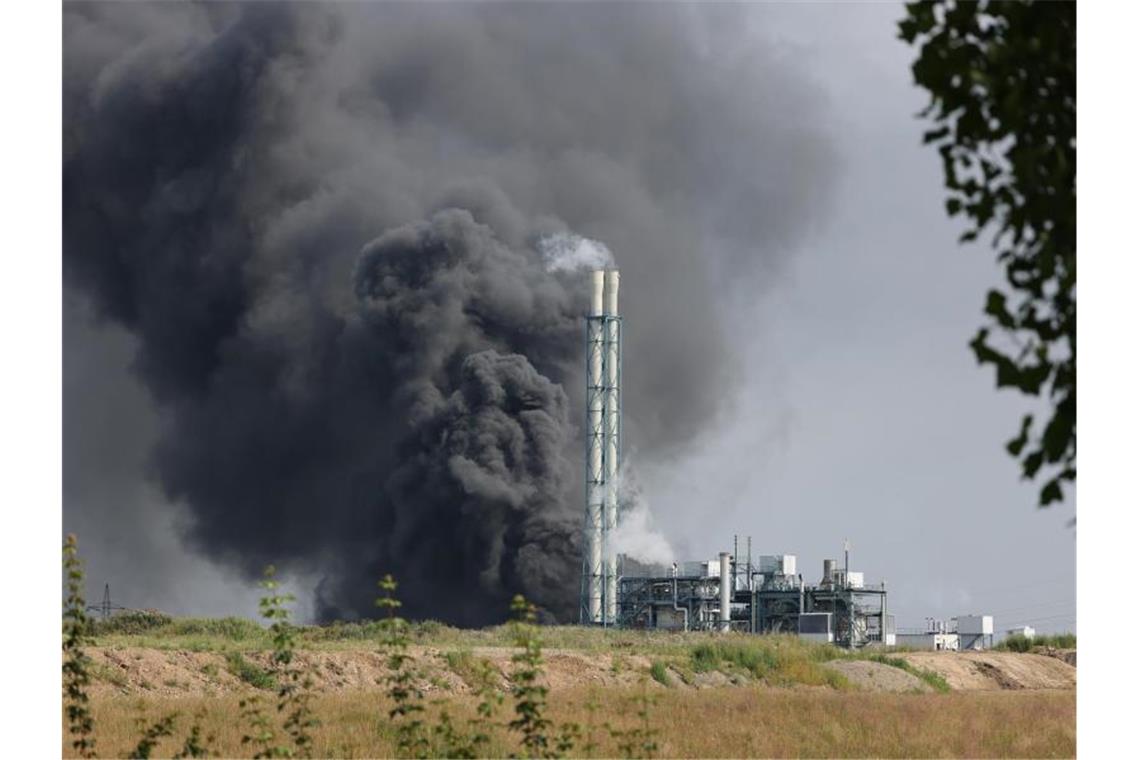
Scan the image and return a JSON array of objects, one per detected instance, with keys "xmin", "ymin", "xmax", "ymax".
[{"xmin": 63, "ymin": 534, "xmax": 96, "ymax": 758}]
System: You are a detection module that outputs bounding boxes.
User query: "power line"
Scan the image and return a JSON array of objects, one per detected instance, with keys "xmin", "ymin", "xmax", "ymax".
[
  {"xmin": 1003, "ymin": 612, "xmax": 1077, "ymax": 626},
  {"xmin": 985, "ymin": 598, "xmax": 1076, "ymax": 617},
  {"xmin": 953, "ymin": 574, "xmax": 1076, "ymax": 601},
  {"xmin": 85, "ymin": 583, "xmax": 127, "ymax": 620}
]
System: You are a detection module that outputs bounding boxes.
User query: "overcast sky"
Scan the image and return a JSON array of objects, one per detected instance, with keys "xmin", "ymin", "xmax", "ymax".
[
  {"xmin": 63, "ymin": 2, "xmax": 1074, "ymax": 634},
  {"xmin": 641, "ymin": 3, "xmax": 1076, "ymax": 635}
]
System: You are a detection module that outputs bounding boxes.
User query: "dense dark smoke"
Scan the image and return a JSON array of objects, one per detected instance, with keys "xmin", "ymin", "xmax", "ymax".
[{"xmin": 63, "ymin": 2, "xmax": 836, "ymax": 624}]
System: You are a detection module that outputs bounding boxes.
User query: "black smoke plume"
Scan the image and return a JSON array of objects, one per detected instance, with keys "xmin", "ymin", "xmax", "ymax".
[{"xmin": 63, "ymin": 2, "xmax": 836, "ymax": 624}]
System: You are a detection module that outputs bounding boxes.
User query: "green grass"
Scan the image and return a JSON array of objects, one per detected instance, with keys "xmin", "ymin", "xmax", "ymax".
[
  {"xmin": 90, "ymin": 662, "xmax": 128, "ymax": 689},
  {"xmin": 649, "ymin": 660, "xmax": 670, "ymax": 687},
  {"xmin": 441, "ymin": 648, "xmax": 498, "ymax": 690},
  {"xmin": 223, "ymin": 652, "xmax": 276, "ymax": 690},
  {"xmin": 865, "ymin": 654, "xmax": 950, "ymax": 693},
  {"xmin": 687, "ymin": 637, "xmax": 856, "ymax": 689},
  {"xmin": 995, "ymin": 632, "xmax": 1076, "ymax": 652}
]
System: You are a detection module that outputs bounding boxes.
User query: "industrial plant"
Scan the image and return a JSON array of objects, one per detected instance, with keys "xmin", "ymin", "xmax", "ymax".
[
  {"xmin": 577, "ymin": 268, "xmax": 987, "ymax": 650},
  {"xmin": 615, "ymin": 540, "xmax": 894, "ymax": 649}
]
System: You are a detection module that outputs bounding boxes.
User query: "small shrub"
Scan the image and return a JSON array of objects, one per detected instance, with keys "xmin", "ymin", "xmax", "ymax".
[
  {"xmin": 63, "ymin": 534, "xmax": 97, "ymax": 759},
  {"xmin": 263, "ymin": 565, "xmax": 319, "ymax": 758},
  {"xmin": 690, "ymin": 641, "xmax": 777, "ymax": 679},
  {"xmin": 225, "ymin": 652, "xmax": 277, "ymax": 690},
  {"xmin": 648, "ymin": 661, "xmax": 670, "ymax": 687},
  {"xmin": 822, "ymin": 668, "xmax": 851, "ymax": 690},
  {"xmin": 996, "ymin": 633, "xmax": 1033, "ymax": 652},
  {"xmin": 377, "ymin": 574, "xmax": 429, "ymax": 759},
  {"xmin": 994, "ymin": 631, "xmax": 1076, "ymax": 652},
  {"xmin": 173, "ymin": 710, "xmax": 215, "ymax": 759},
  {"xmin": 442, "ymin": 648, "xmax": 496, "ymax": 691},
  {"xmin": 129, "ymin": 713, "xmax": 179, "ymax": 759},
  {"xmin": 580, "ymin": 689, "xmax": 601, "ymax": 759},
  {"xmin": 411, "ymin": 619, "xmax": 445, "ymax": 640},
  {"xmin": 172, "ymin": 616, "xmax": 265, "ymax": 641},
  {"xmin": 91, "ymin": 661, "xmax": 128, "ymax": 689},
  {"xmin": 607, "ymin": 684, "xmax": 658, "ymax": 759},
  {"xmin": 508, "ymin": 595, "xmax": 554, "ymax": 757},
  {"xmin": 915, "ymin": 669, "xmax": 951, "ymax": 693},
  {"xmin": 93, "ymin": 610, "xmax": 174, "ymax": 635},
  {"xmin": 690, "ymin": 644, "xmax": 718, "ymax": 673},
  {"xmin": 1047, "ymin": 632, "xmax": 1077, "ymax": 649}
]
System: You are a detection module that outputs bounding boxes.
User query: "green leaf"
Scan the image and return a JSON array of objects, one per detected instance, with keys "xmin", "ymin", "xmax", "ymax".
[{"xmin": 1039, "ymin": 479, "xmax": 1064, "ymax": 506}]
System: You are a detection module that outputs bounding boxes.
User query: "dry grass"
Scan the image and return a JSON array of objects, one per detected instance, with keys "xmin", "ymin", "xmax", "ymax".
[{"xmin": 66, "ymin": 686, "xmax": 1074, "ymax": 759}]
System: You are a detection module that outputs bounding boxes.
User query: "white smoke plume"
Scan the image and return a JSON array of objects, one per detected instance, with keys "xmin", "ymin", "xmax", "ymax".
[
  {"xmin": 610, "ymin": 460, "xmax": 675, "ymax": 565},
  {"xmin": 538, "ymin": 232, "xmax": 615, "ymax": 273}
]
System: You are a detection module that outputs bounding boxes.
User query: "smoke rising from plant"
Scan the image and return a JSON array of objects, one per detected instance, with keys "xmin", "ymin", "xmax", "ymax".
[
  {"xmin": 610, "ymin": 463, "xmax": 676, "ymax": 567},
  {"xmin": 538, "ymin": 233, "xmax": 615, "ymax": 274},
  {"xmin": 63, "ymin": 2, "xmax": 837, "ymax": 624}
]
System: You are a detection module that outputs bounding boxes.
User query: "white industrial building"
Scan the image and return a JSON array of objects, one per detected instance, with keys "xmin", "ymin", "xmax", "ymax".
[
  {"xmin": 896, "ymin": 631, "xmax": 960, "ymax": 651},
  {"xmin": 954, "ymin": 615, "xmax": 994, "ymax": 650}
]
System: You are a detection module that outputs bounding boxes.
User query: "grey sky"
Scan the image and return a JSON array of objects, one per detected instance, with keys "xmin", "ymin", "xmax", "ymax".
[
  {"xmin": 63, "ymin": 2, "xmax": 1074, "ymax": 633},
  {"xmin": 642, "ymin": 3, "xmax": 1076, "ymax": 635}
]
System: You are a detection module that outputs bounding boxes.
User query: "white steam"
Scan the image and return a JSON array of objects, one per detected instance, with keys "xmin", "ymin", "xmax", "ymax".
[
  {"xmin": 610, "ymin": 461, "xmax": 675, "ymax": 565},
  {"xmin": 537, "ymin": 232, "xmax": 614, "ymax": 273}
]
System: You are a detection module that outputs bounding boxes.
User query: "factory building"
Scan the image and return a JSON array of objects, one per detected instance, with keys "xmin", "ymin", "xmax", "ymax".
[
  {"xmin": 955, "ymin": 615, "xmax": 995, "ymax": 650},
  {"xmin": 615, "ymin": 538, "xmax": 896, "ymax": 649},
  {"xmin": 895, "ymin": 616, "xmax": 994, "ymax": 651},
  {"xmin": 895, "ymin": 631, "xmax": 960, "ymax": 651}
]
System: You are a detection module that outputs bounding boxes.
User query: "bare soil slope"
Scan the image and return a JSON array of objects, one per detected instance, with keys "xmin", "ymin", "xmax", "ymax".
[
  {"xmin": 822, "ymin": 660, "xmax": 931, "ymax": 693},
  {"xmin": 88, "ymin": 646, "xmax": 658, "ymax": 698},
  {"xmin": 88, "ymin": 645, "xmax": 1074, "ymax": 698},
  {"xmin": 896, "ymin": 651, "xmax": 1076, "ymax": 690}
]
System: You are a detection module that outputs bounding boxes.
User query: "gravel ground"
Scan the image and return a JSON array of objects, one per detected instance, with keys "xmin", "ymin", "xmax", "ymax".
[{"xmin": 822, "ymin": 660, "xmax": 931, "ymax": 692}]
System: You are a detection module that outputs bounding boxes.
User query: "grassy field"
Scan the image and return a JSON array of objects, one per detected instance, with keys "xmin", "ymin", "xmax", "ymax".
[
  {"xmin": 68, "ymin": 687, "xmax": 1075, "ymax": 759},
  {"xmin": 73, "ymin": 613, "xmax": 1078, "ymax": 758}
]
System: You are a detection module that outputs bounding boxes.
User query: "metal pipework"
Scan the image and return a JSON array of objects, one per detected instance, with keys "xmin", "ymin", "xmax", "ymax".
[
  {"xmin": 719, "ymin": 552, "xmax": 732, "ymax": 632},
  {"xmin": 602, "ymin": 269, "xmax": 621, "ymax": 624},
  {"xmin": 822, "ymin": 559, "xmax": 836, "ymax": 587},
  {"xmin": 671, "ymin": 562, "xmax": 690, "ymax": 632}
]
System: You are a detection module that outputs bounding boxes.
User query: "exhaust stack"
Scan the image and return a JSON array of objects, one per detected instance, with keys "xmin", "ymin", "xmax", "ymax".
[{"xmin": 581, "ymin": 268, "xmax": 622, "ymax": 625}]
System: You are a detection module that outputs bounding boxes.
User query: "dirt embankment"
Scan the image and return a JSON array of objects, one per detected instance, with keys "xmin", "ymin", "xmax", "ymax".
[
  {"xmin": 895, "ymin": 651, "xmax": 1076, "ymax": 691},
  {"xmin": 87, "ymin": 645, "xmax": 1076, "ymax": 698},
  {"xmin": 821, "ymin": 660, "xmax": 931, "ymax": 693},
  {"xmin": 87, "ymin": 646, "xmax": 660, "ymax": 698}
]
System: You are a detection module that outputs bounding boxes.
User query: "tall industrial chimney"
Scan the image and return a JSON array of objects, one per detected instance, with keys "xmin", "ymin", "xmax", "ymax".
[
  {"xmin": 603, "ymin": 269, "xmax": 621, "ymax": 624},
  {"xmin": 581, "ymin": 268, "xmax": 621, "ymax": 626}
]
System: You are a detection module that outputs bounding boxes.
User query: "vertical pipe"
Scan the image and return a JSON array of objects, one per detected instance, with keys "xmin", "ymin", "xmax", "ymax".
[
  {"xmin": 719, "ymin": 552, "xmax": 732, "ymax": 632},
  {"xmin": 881, "ymin": 582, "xmax": 887, "ymax": 646},
  {"xmin": 584, "ymin": 271, "xmax": 606, "ymax": 624},
  {"xmin": 603, "ymin": 270, "xmax": 621, "ymax": 625},
  {"xmin": 671, "ymin": 563, "xmax": 689, "ymax": 632},
  {"xmin": 844, "ymin": 539, "xmax": 850, "ymax": 590},
  {"xmin": 746, "ymin": 536, "xmax": 752, "ymax": 592}
]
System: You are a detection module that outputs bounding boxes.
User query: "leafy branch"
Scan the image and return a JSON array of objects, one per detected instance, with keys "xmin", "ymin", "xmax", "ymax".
[
  {"xmin": 63, "ymin": 533, "xmax": 96, "ymax": 759},
  {"xmin": 899, "ymin": 0, "xmax": 1076, "ymax": 507}
]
